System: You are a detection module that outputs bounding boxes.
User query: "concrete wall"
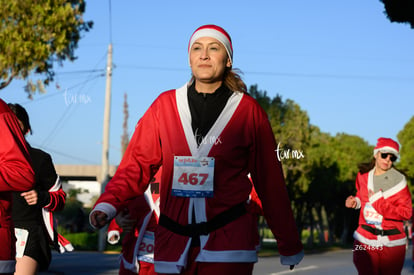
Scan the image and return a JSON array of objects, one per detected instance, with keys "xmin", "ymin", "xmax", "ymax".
[{"xmin": 55, "ymin": 164, "xmax": 117, "ymax": 207}]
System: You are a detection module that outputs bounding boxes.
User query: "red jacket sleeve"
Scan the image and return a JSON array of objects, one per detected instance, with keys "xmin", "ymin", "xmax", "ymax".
[
  {"xmin": 0, "ymin": 101, "xmax": 34, "ymax": 191},
  {"xmin": 94, "ymin": 104, "xmax": 162, "ymax": 212},
  {"xmin": 108, "ymin": 218, "xmax": 122, "ymax": 233},
  {"xmin": 249, "ymin": 105, "xmax": 303, "ymax": 257}
]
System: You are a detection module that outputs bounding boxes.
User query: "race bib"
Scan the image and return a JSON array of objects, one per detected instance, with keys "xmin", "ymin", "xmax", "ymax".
[
  {"xmin": 172, "ymin": 156, "xmax": 214, "ymax": 198},
  {"xmin": 15, "ymin": 228, "xmax": 29, "ymax": 258},
  {"xmin": 363, "ymin": 203, "xmax": 383, "ymax": 225},
  {"xmin": 137, "ymin": 231, "xmax": 155, "ymax": 263}
]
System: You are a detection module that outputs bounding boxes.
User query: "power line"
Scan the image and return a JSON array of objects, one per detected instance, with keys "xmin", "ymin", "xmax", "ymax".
[
  {"xmin": 115, "ymin": 64, "xmax": 414, "ymax": 82},
  {"xmin": 20, "ymin": 73, "xmax": 105, "ymax": 105},
  {"xmin": 38, "ymin": 51, "xmax": 108, "ymax": 145},
  {"xmin": 242, "ymin": 70, "xmax": 414, "ymax": 82},
  {"xmin": 55, "ymin": 69, "xmax": 105, "ymax": 75},
  {"xmin": 31, "ymin": 142, "xmax": 98, "ymax": 164},
  {"xmin": 40, "ymin": 74, "xmax": 102, "ymax": 147}
]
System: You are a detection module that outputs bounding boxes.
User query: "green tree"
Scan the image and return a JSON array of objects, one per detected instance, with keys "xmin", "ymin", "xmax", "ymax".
[
  {"xmin": 380, "ymin": 0, "xmax": 414, "ymax": 29},
  {"xmin": 330, "ymin": 133, "xmax": 373, "ymax": 183},
  {"xmin": 248, "ymin": 84, "xmax": 272, "ymax": 112},
  {"xmin": 306, "ymin": 133, "xmax": 372, "ymax": 246},
  {"xmin": 0, "ymin": 0, "xmax": 93, "ymax": 97},
  {"xmin": 249, "ymin": 85, "xmax": 374, "ymax": 247},
  {"xmin": 304, "ymin": 128, "xmax": 339, "ymax": 246},
  {"xmin": 249, "ymin": 85, "xmax": 312, "ymax": 239},
  {"xmin": 397, "ymin": 116, "xmax": 414, "ymax": 190}
]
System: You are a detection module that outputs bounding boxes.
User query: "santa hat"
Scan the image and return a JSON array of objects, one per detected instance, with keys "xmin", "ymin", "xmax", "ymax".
[
  {"xmin": 373, "ymin": 137, "xmax": 400, "ymax": 158},
  {"xmin": 188, "ymin": 24, "xmax": 233, "ymax": 65}
]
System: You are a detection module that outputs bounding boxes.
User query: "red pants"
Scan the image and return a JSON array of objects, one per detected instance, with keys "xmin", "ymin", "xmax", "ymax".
[
  {"xmin": 157, "ymin": 247, "xmax": 254, "ymax": 275},
  {"xmin": 353, "ymin": 240, "xmax": 405, "ymax": 275}
]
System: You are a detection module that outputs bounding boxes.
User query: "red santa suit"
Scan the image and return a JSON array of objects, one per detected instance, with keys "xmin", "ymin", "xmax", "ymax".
[
  {"xmin": 91, "ymin": 84, "xmax": 303, "ymax": 273},
  {"xmin": 107, "ymin": 175, "xmax": 160, "ymax": 275},
  {"xmin": 0, "ymin": 99, "xmax": 35, "ymax": 273},
  {"xmin": 352, "ymin": 167, "xmax": 412, "ymax": 274}
]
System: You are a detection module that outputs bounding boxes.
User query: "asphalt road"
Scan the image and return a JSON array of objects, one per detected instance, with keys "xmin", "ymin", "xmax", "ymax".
[{"xmin": 41, "ymin": 245, "xmax": 414, "ymax": 275}]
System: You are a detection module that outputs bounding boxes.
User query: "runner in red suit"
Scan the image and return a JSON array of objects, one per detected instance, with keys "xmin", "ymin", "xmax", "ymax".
[
  {"xmin": 91, "ymin": 25, "xmax": 303, "ymax": 274},
  {"xmin": 107, "ymin": 169, "xmax": 161, "ymax": 275},
  {"xmin": 0, "ymin": 99, "xmax": 35, "ymax": 274},
  {"xmin": 346, "ymin": 137, "xmax": 412, "ymax": 275}
]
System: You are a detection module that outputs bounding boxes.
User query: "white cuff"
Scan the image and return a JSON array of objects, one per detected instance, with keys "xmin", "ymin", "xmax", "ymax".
[
  {"xmin": 89, "ymin": 202, "xmax": 117, "ymax": 229},
  {"xmin": 280, "ymin": 249, "xmax": 304, "ymax": 266},
  {"xmin": 355, "ymin": 197, "xmax": 362, "ymax": 209},
  {"xmin": 107, "ymin": 230, "xmax": 121, "ymax": 245}
]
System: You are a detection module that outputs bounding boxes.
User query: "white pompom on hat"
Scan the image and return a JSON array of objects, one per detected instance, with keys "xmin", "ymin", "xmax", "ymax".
[
  {"xmin": 373, "ymin": 137, "xmax": 400, "ymax": 158},
  {"xmin": 188, "ymin": 24, "xmax": 233, "ymax": 65}
]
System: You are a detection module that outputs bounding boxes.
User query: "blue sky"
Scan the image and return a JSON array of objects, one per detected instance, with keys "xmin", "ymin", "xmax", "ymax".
[{"xmin": 1, "ymin": 1, "xmax": 413, "ymax": 165}]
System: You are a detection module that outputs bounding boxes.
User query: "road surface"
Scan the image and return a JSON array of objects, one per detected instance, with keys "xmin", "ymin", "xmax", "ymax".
[{"xmin": 41, "ymin": 245, "xmax": 414, "ymax": 275}]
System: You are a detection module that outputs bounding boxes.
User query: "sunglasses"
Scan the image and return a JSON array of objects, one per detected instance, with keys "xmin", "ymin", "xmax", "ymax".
[{"xmin": 380, "ymin": 153, "xmax": 397, "ymax": 162}]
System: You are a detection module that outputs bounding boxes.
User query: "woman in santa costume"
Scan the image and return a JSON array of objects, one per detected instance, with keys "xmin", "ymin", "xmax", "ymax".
[
  {"xmin": 345, "ymin": 137, "xmax": 412, "ymax": 275},
  {"xmin": 0, "ymin": 99, "xmax": 35, "ymax": 274},
  {"xmin": 90, "ymin": 24, "xmax": 304, "ymax": 274},
  {"xmin": 8, "ymin": 103, "xmax": 73, "ymax": 275}
]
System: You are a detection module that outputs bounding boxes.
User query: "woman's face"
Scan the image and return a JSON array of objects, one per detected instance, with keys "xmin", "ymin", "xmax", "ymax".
[
  {"xmin": 189, "ymin": 37, "xmax": 231, "ymax": 85},
  {"xmin": 374, "ymin": 151, "xmax": 395, "ymax": 173}
]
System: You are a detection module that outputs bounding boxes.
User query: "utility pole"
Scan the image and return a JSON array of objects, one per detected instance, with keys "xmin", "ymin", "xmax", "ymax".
[
  {"xmin": 101, "ymin": 43, "xmax": 113, "ymax": 189},
  {"xmin": 98, "ymin": 42, "xmax": 113, "ymax": 252}
]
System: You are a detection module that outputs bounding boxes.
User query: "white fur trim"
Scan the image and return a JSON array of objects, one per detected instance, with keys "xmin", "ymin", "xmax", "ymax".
[
  {"xmin": 195, "ymin": 249, "xmax": 258, "ymax": 263},
  {"xmin": 353, "ymin": 230, "xmax": 406, "ymax": 247},
  {"xmin": 89, "ymin": 202, "xmax": 117, "ymax": 229},
  {"xmin": 383, "ymin": 177, "xmax": 407, "ymax": 199},
  {"xmin": 175, "ymin": 83, "xmax": 243, "ymax": 158},
  {"xmin": 120, "ymin": 253, "xmax": 140, "ymax": 273},
  {"xmin": 189, "ymin": 28, "xmax": 233, "ymax": 64},
  {"xmin": 154, "ymin": 240, "xmax": 192, "ymax": 274},
  {"xmin": 107, "ymin": 230, "xmax": 121, "ymax": 245},
  {"xmin": 355, "ymin": 197, "xmax": 361, "ymax": 209},
  {"xmin": 369, "ymin": 190, "xmax": 382, "ymax": 203},
  {"xmin": 280, "ymin": 250, "xmax": 304, "ymax": 266}
]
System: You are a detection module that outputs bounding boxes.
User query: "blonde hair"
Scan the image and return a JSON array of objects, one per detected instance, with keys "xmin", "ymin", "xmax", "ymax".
[{"xmin": 189, "ymin": 67, "xmax": 247, "ymax": 94}]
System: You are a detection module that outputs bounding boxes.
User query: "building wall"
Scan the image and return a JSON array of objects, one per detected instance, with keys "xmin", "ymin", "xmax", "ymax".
[
  {"xmin": 55, "ymin": 165, "xmax": 116, "ymax": 207},
  {"xmin": 62, "ymin": 180, "xmax": 102, "ymax": 208}
]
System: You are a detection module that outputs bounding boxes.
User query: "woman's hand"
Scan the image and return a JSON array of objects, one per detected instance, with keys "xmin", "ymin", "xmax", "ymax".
[
  {"xmin": 345, "ymin": 195, "xmax": 357, "ymax": 209},
  {"xmin": 90, "ymin": 210, "xmax": 109, "ymax": 228},
  {"xmin": 21, "ymin": 190, "xmax": 38, "ymax": 205},
  {"xmin": 115, "ymin": 209, "xmax": 136, "ymax": 233}
]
